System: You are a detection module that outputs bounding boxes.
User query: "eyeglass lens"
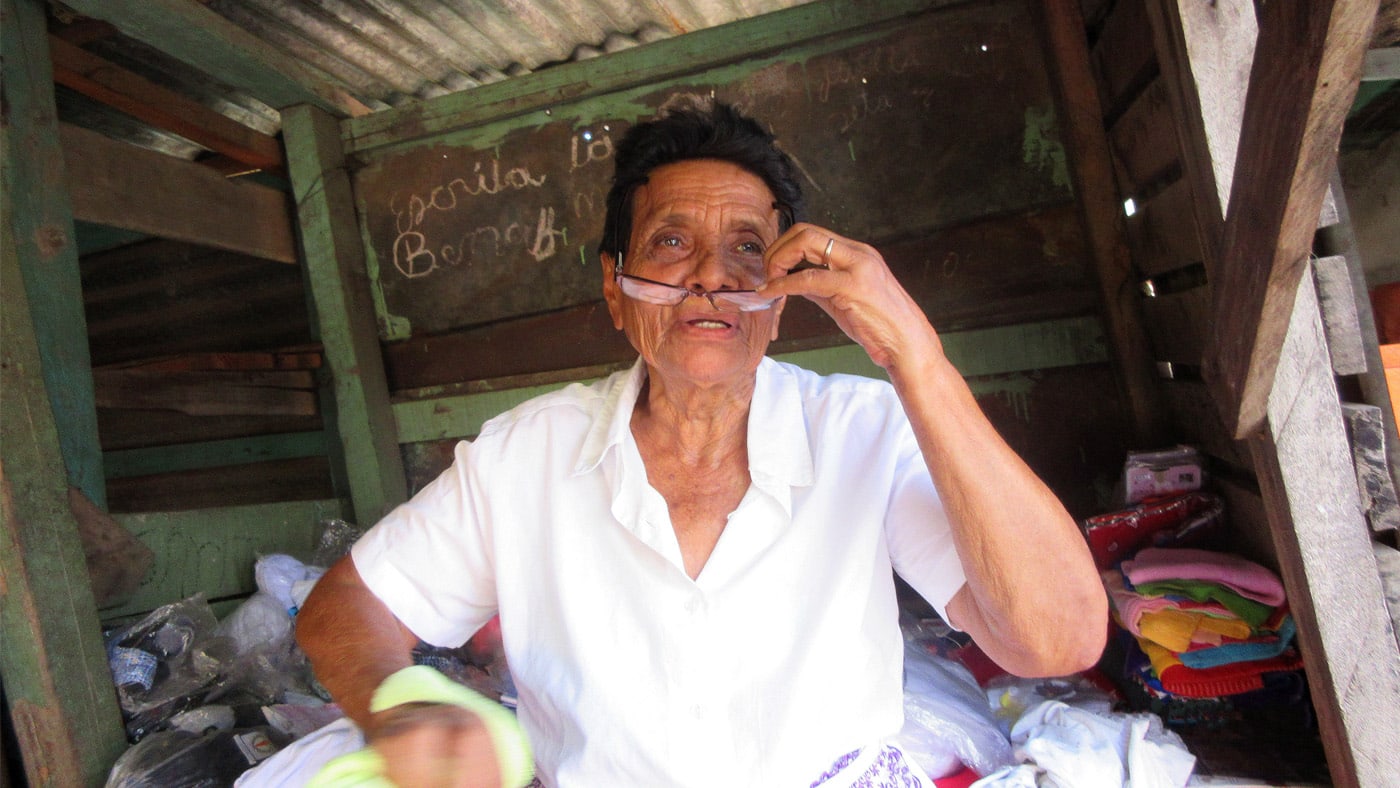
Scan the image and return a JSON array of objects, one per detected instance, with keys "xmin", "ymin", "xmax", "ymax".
[{"xmin": 616, "ymin": 274, "xmax": 778, "ymax": 312}]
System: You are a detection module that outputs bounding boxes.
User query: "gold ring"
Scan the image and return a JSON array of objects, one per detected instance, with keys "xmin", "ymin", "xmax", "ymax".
[{"xmin": 822, "ymin": 237, "xmax": 835, "ymax": 267}]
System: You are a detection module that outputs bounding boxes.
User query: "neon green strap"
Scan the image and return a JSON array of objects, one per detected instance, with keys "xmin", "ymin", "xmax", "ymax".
[{"xmin": 309, "ymin": 666, "xmax": 534, "ymax": 787}]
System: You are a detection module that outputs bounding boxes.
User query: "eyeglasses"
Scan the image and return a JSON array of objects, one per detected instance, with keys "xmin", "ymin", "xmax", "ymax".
[{"xmin": 613, "ymin": 259, "xmax": 779, "ymax": 312}]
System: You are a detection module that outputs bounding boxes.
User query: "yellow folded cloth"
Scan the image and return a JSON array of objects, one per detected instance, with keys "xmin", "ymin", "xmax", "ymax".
[
  {"xmin": 309, "ymin": 666, "xmax": 534, "ymax": 787},
  {"xmin": 1139, "ymin": 608, "xmax": 1252, "ymax": 652}
]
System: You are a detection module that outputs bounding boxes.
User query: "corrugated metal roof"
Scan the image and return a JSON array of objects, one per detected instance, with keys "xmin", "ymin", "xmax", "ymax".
[{"xmin": 52, "ymin": 0, "xmax": 813, "ymax": 157}]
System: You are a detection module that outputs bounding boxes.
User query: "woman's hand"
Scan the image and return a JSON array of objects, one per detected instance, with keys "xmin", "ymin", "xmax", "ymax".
[
  {"xmin": 758, "ymin": 223, "xmax": 942, "ymax": 371},
  {"xmin": 367, "ymin": 702, "xmax": 501, "ymax": 788}
]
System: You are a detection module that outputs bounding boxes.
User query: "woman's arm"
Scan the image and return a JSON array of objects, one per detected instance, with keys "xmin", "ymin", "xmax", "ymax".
[
  {"xmin": 297, "ymin": 557, "xmax": 501, "ymax": 787},
  {"xmin": 760, "ymin": 225, "xmax": 1107, "ymax": 677}
]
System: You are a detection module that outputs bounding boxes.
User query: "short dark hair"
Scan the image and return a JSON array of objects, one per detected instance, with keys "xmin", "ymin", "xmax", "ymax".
[{"xmin": 598, "ymin": 99, "xmax": 805, "ymax": 264}]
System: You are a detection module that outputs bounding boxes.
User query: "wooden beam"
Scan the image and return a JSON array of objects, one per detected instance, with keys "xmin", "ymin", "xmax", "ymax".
[
  {"xmin": 394, "ymin": 316, "xmax": 1111, "ymax": 444},
  {"xmin": 1144, "ymin": 0, "xmax": 1258, "ymax": 262},
  {"xmin": 1037, "ymin": 0, "xmax": 1169, "ymax": 448},
  {"xmin": 3, "ymin": 0, "xmax": 107, "ymax": 510},
  {"xmin": 48, "ymin": 35, "xmax": 283, "ymax": 172},
  {"xmin": 1312, "ymin": 255, "xmax": 1368, "ymax": 375},
  {"xmin": 91, "ymin": 368, "xmax": 319, "ymax": 417},
  {"xmin": 56, "ymin": 0, "xmax": 370, "ymax": 117},
  {"xmin": 1202, "ymin": 0, "xmax": 1378, "ymax": 438},
  {"xmin": 282, "ymin": 104, "xmax": 407, "ymax": 523},
  {"xmin": 1248, "ymin": 270, "xmax": 1400, "ymax": 786},
  {"xmin": 0, "ymin": 10, "xmax": 128, "ymax": 773},
  {"xmin": 103, "ymin": 431, "xmax": 328, "ymax": 479},
  {"xmin": 61, "ymin": 123, "xmax": 298, "ymax": 264}
]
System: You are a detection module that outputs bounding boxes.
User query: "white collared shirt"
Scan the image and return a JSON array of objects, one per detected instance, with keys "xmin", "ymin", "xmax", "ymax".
[{"xmin": 352, "ymin": 357, "xmax": 966, "ymax": 787}]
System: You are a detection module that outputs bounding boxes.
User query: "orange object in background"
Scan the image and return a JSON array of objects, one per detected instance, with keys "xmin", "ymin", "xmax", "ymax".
[
  {"xmin": 1371, "ymin": 283, "xmax": 1399, "ymax": 419},
  {"xmin": 1372, "ymin": 282, "xmax": 1399, "ymax": 345},
  {"xmin": 1382, "ymin": 343, "xmax": 1400, "ymax": 420}
]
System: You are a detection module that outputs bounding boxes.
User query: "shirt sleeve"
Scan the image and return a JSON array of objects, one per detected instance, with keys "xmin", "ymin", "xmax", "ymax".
[
  {"xmin": 882, "ymin": 413, "xmax": 968, "ymax": 627},
  {"xmin": 350, "ymin": 439, "xmax": 499, "ymax": 647}
]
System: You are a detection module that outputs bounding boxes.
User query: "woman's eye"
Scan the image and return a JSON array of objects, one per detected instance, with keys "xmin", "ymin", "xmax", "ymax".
[{"xmin": 736, "ymin": 241, "xmax": 765, "ymax": 255}]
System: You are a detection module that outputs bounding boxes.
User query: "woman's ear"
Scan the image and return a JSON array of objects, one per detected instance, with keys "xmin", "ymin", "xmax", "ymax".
[{"xmin": 601, "ymin": 252, "xmax": 624, "ymax": 330}]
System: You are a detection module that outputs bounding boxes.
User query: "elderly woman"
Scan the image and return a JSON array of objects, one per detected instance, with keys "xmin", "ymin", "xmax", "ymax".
[{"xmin": 286, "ymin": 100, "xmax": 1105, "ymax": 787}]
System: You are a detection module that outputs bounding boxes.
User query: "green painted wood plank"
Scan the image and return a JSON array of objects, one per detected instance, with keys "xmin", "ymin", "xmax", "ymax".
[
  {"xmin": 282, "ymin": 104, "xmax": 407, "ymax": 523},
  {"xmin": 343, "ymin": 0, "xmax": 961, "ymax": 154},
  {"xmin": 0, "ymin": 11, "xmax": 128, "ymax": 773},
  {"xmin": 101, "ymin": 499, "xmax": 346, "ymax": 621},
  {"xmin": 56, "ymin": 0, "xmax": 363, "ymax": 116},
  {"xmin": 393, "ymin": 316, "xmax": 1109, "ymax": 444},
  {"xmin": 103, "ymin": 431, "xmax": 329, "ymax": 480},
  {"xmin": 3, "ymin": 0, "xmax": 106, "ymax": 510}
]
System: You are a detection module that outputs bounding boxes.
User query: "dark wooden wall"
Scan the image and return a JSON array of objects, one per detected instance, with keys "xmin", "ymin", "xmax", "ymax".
[{"xmin": 342, "ymin": 0, "xmax": 1137, "ymax": 519}]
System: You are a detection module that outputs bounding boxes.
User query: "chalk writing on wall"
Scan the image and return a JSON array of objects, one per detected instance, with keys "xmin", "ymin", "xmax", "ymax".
[{"xmin": 353, "ymin": 0, "xmax": 1067, "ymax": 338}]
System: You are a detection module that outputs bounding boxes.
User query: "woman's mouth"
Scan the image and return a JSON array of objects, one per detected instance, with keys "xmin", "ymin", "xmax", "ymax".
[{"xmin": 688, "ymin": 318, "xmax": 733, "ymax": 329}]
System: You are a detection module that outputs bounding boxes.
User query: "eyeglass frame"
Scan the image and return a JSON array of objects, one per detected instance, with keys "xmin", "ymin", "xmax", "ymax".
[{"xmin": 612, "ymin": 264, "xmax": 781, "ymax": 312}]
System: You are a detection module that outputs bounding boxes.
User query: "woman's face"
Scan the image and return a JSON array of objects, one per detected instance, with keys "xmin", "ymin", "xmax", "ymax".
[{"xmin": 602, "ymin": 159, "xmax": 786, "ymax": 390}]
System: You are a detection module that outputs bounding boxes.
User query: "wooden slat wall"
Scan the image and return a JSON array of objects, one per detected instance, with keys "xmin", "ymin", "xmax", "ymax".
[
  {"xmin": 1091, "ymin": 0, "xmax": 1260, "ymax": 493},
  {"xmin": 1091, "ymin": 1, "xmax": 1400, "ymax": 784}
]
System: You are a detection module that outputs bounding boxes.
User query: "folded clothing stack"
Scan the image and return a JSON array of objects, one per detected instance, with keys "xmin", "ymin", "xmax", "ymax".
[{"xmin": 1104, "ymin": 547, "xmax": 1304, "ymax": 707}]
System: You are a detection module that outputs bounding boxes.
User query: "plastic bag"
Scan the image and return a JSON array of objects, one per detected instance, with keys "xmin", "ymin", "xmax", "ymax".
[
  {"xmin": 105, "ymin": 727, "xmax": 285, "ymax": 787},
  {"xmin": 218, "ymin": 593, "xmax": 293, "ymax": 657},
  {"xmin": 896, "ymin": 642, "xmax": 1015, "ymax": 778},
  {"xmin": 311, "ymin": 519, "xmax": 364, "ymax": 568},
  {"xmin": 105, "ymin": 595, "xmax": 236, "ymax": 741}
]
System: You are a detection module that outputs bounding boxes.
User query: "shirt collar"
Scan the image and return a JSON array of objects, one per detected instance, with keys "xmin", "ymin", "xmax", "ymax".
[
  {"xmin": 574, "ymin": 357, "xmax": 647, "ymax": 476},
  {"xmin": 573, "ymin": 356, "xmax": 815, "ymax": 493},
  {"xmin": 747, "ymin": 357, "xmax": 815, "ymax": 510}
]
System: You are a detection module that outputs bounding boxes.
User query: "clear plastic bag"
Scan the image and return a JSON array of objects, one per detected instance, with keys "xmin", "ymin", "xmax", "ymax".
[
  {"xmin": 105, "ymin": 727, "xmax": 285, "ymax": 787},
  {"xmin": 896, "ymin": 642, "xmax": 1016, "ymax": 778},
  {"xmin": 311, "ymin": 519, "xmax": 364, "ymax": 568},
  {"xmin": 105, "ymin": 595, "xmax": 236, "ymax": 741}
]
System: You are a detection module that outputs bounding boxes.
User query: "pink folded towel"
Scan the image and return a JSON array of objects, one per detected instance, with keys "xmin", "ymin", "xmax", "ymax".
[{"xmin": 1122, "ymin": 547, "xmax": 1285, "ymax": 606}]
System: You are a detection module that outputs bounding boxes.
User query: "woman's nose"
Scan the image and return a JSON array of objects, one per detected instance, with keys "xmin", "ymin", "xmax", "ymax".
[{"xmin": 684, "ymin": 244, "xmax": 736, "ymax": 291}]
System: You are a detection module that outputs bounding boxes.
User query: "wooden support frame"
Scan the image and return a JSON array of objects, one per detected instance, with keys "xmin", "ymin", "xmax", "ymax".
[
  {"xmin": 394, "ymin": 316, "xmax": 1112, "ymax": 444},
  {"xmin": 2, "ymin": 0, "xmax": 107, "ymax": 510},
  {"xmin": 1144, "ymin": 0, "xmax": 1257, "ymax": 267},
  {"xmin": 48, "ymin": 35, "xmax": 283, "ymax": 172},
  {"xmin": 1037, "ymin": 0, "xmax": 1169, "ymax": 449},
  {"xmin": 1202, "ymin": 0, "xmax": 1377, "ymax": 439},
  {"xmin": 61, "ymin": 123, "xmax": 297, "ymax": 264},
  {"xmin": 55, "ymin": 0, "xmax": 369, "ymax": 116},
  {"xmin": 2, "ymin": 82, "xmax": 126, "ymax": 788},
  {"xmin": 1248, "ymin": 270, "xmax": 1400, "ymax": 786},
  {"xmin": 282, "ymin": 104, "xmax": 407, "ymax": 524}
]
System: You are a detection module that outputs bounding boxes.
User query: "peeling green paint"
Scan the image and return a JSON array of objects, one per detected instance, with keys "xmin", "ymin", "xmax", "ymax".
[
  {"xmin": 968, "ymin": 371, "xmax": 1040, "ymax": 424},
  {"xmin": 361, "ymin": 241, "xmax": 412, "ymax": 339},
  {"xmin": 1022, "ymin": 104, "xmax": 1070, "ymax": 192}
]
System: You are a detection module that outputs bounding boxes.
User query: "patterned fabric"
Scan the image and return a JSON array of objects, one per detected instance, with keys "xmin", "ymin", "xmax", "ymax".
[{"xmin": 810, "ymin": 745, "xmax": 928, "ymax": 788}]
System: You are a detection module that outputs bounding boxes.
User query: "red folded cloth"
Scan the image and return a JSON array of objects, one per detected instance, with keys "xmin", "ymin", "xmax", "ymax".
[{"xmin": 1138, "ymin": 636, "xmax": 1304, "ymax": 698}]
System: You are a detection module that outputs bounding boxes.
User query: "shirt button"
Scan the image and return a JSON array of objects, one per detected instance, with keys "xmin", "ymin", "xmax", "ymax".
[
  {"xmin": 691, "ymin": 704, "xmax": 705, "ymax": 719},
  {"xmin": 684, "ymin": 598, "xmax": 700, "ymax": 614}
]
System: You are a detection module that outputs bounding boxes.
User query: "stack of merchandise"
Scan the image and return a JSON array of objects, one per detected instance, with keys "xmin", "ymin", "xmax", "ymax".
[{"xmin": 1103, "ymin": 546, "xmax": 1308, "ymax": 726}]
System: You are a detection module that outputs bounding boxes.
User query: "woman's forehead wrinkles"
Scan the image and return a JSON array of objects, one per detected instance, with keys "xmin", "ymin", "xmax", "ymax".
[
  {"xmin": 632, "ymin": 162, "xmax": 778, "ymax": 233},
  {"xmin": 634, "ymin": 195, "xmax": 779, "ymax": 237}
]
